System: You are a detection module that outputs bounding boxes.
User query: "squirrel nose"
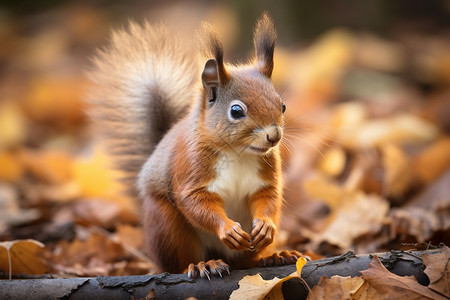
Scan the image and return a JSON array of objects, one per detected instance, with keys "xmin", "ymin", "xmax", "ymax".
[{"xmin": 266, "ymin": 126, "xmax": 281, "ymax": 145}]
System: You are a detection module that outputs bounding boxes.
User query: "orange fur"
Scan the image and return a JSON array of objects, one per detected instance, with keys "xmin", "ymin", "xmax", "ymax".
[{"xmin": 89, "ymin": 13, "xmax": 290, "ymax": 276}]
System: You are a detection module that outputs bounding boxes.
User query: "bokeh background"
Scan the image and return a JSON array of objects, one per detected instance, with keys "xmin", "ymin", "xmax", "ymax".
[{"xmin": 0, "ymin": 0, "xmax": 449, "ymax": 277}]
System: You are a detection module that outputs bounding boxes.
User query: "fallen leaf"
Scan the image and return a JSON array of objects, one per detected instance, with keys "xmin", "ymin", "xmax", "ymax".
[
  {"xmin": 360, "ymin": 255, "xmax": 446, "ymax": 300},
  {"xmin": 423, "ymin": 246, "xmax": 450, "ymax": 297},
  {"xmin": 23, "ymin": 149, "xmax": 73, "ymax": 184},
  {"xmin": 304, "ymin": 175, "xmax": 389, "ymax": 249},
  {"xmin": 21, "ymin": 76, "xmax": 85, "ymax": 125},
  {"xmin": 0, "ymin": 149, "xmax": 24, "ymax": 183},
  {"xmin": 307, "ymin": 275, "xmax": 380, "ymax": 300},
  {"xmin": 71, "ymin": 146, "xmax": 135, "ymax": 209},
  {"xmin": 114, "ymin": 224, "xmax": 144, "ymax": 250},
  {"xmin": 388, "ymin": 207, "xmax": 442, "ymax": 242},
  {"xmin": 412, "ymin": 136, "xmax": 450, "ymax": 184},
  {"xmin": 230, "ymin": 270, "xmax": 300, "ymax": 300},
  {"xmin": 0, "ymin": 239, "xmax": 48, "ymax": 279},
  {"xmin": 340, "ymin": 113, "xmax": 439, "ymax": 149},
  {"xmin": 317, "ymin": 146, "xmax": 346, "ymax": 177},
  {"xmin": 229, "ymin": 274, "xmax": 283, "ymax": 300},
  {"xmin": 381, "ymin": 143, "xmax": 412, "ymax": 199},
  {"xmin": 0, "ymin": 101, "xmax": 27, "ymax": 148},
  {"xmin": 0, "ymin": 184, "xmax": 41, "ymax": 233},
  {"xmin": 296, "ymin": 256, "xmax": 308, "ymax": 277}
]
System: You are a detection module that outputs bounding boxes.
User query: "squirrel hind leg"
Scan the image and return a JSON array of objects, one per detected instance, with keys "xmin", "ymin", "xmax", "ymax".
[
  {"xmin": 186, "ymin": 259, "xmax": 230, "ymax": 280},
  {"xmin": 142, "ymin": 195, "xmax": 202, "ymax": 274}
]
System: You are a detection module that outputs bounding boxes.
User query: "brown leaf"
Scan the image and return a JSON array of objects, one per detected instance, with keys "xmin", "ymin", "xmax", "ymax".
[
  {"xmin": 381, "ymin": 143, "xmax": 412, "ymax": 199},
  {"xmin": 0, "ymin": 149, "xmax": 24, "ymax": 183},
  {"xmin": 360, "ymin": 255, "xmax": 447, "ymax": 300},
  {"xmin": 23, "ymin": 149, "xmax": 73, "ymax": 185},
  {"xmin": 0, "ymin": 239, "xmax": 48, "ymax": 279},
  {"xmin": 412, "ymin": 136, "xmax": 450, "ymax": 185},
  {"xmin": 0, "ymin": 184, "xmax": 41, "ymax": 232},
  {"xmin": 307, "ymin": 275, "xmax": 380, "ymax": 300},
  {"xmin": 423, "ymin": 246, "xmax": 450, "ymax": 297},
  {"xmin": 304, "ymin": 175, "xmax": 389, "ymax": 249}
]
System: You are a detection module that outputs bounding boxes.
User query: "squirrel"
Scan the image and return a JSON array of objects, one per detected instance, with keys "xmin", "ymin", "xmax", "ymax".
[{"xmin": 87, "ymin": 13, "xmax": 301, "ymax": 279}]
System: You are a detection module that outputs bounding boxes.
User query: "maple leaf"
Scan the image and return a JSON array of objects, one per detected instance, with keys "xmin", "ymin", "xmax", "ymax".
[{"xmin": 360, "ymin": 255, "xmax": 447, "ymax": 300}]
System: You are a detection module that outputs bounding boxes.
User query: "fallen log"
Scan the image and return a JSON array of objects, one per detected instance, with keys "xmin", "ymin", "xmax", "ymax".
[{"xmin": 0, "ymin": 248, "xmax": 442, "ymax": 300}]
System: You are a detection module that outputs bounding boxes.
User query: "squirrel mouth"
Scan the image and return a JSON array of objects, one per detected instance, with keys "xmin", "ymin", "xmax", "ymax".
[{"xmin": 248, "ymin": 146, "xmax": 270, "ymax": 154}]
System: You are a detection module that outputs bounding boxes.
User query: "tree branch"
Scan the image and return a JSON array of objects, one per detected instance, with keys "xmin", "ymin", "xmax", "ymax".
[{"xmin": 0, "ymin": 248, "xmax": 443, "ymax": 300}]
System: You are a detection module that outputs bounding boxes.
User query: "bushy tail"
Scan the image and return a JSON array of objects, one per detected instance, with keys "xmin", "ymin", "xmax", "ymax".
[{"xmin": 87, "ymin": 22, "xmax": 201, "ymax": 194}]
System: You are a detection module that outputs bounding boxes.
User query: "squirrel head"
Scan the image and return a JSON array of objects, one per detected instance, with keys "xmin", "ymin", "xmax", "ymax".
[{"xmin": 200, "ymin": 13, "xmax": 285, "ymax": 156}]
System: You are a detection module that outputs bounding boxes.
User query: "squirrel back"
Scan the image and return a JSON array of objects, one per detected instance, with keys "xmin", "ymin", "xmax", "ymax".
[{"xmin": 87, "ymin": 22, "xmax": 202, "ymax": 192}]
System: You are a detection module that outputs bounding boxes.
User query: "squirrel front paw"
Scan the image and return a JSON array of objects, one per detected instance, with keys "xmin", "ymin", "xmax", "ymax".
[
  {"xmin": 218, "ymin": 221, "xmax": 252, "ymax": 250},
  {"xmin": 250, "ymin": 218, "xmax": 276, "ymax": 251}
]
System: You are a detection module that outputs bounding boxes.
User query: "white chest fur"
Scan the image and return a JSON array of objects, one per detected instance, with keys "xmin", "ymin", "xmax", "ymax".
[
  {"xmin": 199, "ymin": 152, "xmax": 266, "ymax": 259},
  {"xmin": 208, "ymin": 151, "xmax": 266, "ymax": 230}
]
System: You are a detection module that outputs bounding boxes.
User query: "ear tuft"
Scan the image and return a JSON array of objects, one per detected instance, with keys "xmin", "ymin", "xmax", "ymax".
[
  {"xmin": 253, "ymin": 13, "xmax": 277, "ymax": 78},
  {"xmin": 201, "ymin": 22, "xmax": 229, "ymax": 84}
]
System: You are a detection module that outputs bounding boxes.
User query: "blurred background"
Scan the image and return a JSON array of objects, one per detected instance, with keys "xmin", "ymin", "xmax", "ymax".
[{"xmin": 0, "ymin": 0, "xmax": 449, "ymax": 277}]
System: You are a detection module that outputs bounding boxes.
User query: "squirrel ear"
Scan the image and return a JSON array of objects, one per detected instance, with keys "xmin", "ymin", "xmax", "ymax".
[
  {"xmin": 202, "ymin": 59, "xmax": 220, "ymax": 88},
  {"xmin": 253, "ymin": 13, "xmax": 277, "ymax": 78}
]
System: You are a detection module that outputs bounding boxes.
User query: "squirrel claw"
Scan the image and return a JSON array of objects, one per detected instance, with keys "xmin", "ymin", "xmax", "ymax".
[{"xmin": 186, "ymin": 259, "xmax": 230, "ymax": 280}]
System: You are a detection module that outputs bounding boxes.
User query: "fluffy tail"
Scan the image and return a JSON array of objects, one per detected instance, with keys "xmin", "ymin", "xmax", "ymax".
[{"xmin": 87, "ymin": 22, "xmax": 201, "ymax": 194}]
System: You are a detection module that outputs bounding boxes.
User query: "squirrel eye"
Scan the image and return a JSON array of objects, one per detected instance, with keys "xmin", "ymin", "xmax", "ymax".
[
  {"xmin": 230, "ymin": 104, "xmax": 246, "ymax": 119},
  {"xmin": 282, "ymin": 102, "xmax": 286, "ymax": 114}
]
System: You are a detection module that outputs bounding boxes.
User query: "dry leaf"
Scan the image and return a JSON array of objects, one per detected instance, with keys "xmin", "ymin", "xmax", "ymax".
[
  {"xmin": 71, "ymin": 146, "xmax": 135, "ymax": 208},
  {"xmin": 0, "ymin": 101, "xmax": 27, "ymax": 148},
  {"xmin": 230, "ymin": 257, "xmax": 307, "ymax": 300},
  {"xmin": 0, "ymin": 184, "xmax": 40, "ymax": 233},
  {"xmin": 340, "ymin": 113, "xmax": 439, "ymax": 149},
  {"xmin": 0, "ymin": 150, "xmax": 24, "ymax": 183},
  {"xmin": 307, "ymin": 275, "xmax": 380, "ymax": 300},
  {"xmin": 423, "ymin": 246, "xmax": 450, "ymax": 297},
  {"xmin": 0, "ymin": 239, "xmax": 48, "ymax": 279},
  {"xmin": 381, "ymin": 143, "xmax": 412, "ymax": 198},
  {"xmin": 229, "ymin": 274, "xmax": 284, "ymax": 300},
  {"xmin": 412, "ymin": 136, "xmax": 450, "ymax": 184},
  {"xmin": 388, "ymin": 207, "xmax": 442, "ymax": 242},
  {"xmin": 114, "ymin": 224, "xmax": 144, "ymax": 250},
  {"xmin": 360, "ymin": 255, "xmax": 446, "ymax": 300},
  {"xmin": 23, "ymin": 149, "xmax": 73, "ymax": 184},
  {"xmin": 22, "ymin": 76, "xmax": 85, "ymax": 125},
  {"xmin": 304, "ymin": 175, "xmax": 389, "ymax": 249},
  {"xmin": 317, "ymin": 146, "xmax": 346, "ymax": 177}
]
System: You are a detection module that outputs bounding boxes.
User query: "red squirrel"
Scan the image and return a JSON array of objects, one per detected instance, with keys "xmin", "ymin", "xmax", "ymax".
[{"xmin": 88, "ymin": 13, "xmax": 300, "ymax": 279}]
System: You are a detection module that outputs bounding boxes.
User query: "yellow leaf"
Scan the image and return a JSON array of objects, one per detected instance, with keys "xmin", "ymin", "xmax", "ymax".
[
  {"xmin": 230, "ymin": 273, "xmax": 299, "ymax": 300},
  {"xmin": 71, "ymin": 146, "xmax": 136, "ymax": 210},
  {"xmin": 0, "ymin": 150, "xmax": 24, "ymax": 183},
  {"xmin": 0, "ymin": 101, "xmax": 26, "ymax": 148},
  {"xmin": 296, "ymin": 256, "xmax": 307, "ymax": 277},
  {"xmin": 317, "ymin": 146, "xmax": 346, "ymax": 177}
]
